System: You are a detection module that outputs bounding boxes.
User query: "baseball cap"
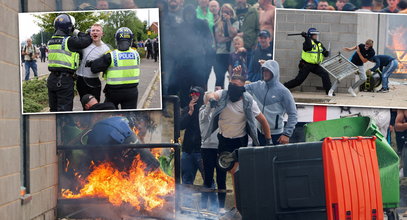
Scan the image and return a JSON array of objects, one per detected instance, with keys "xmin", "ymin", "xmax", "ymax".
[
  {"xmin": 258, "ymin": 30, "xmax": 271, "ymax": 38},
  {"xmin": 81, "ymin": 94, "xmax": 95, "ymax": 107},
  {"xmin": 361, "ymin": 0, "xmax": 373, "ymax": 7}
]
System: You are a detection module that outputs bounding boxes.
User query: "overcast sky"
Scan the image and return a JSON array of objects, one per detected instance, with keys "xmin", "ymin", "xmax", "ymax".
[{"xmin": 19, "ymin": 8, "xmax": 159, "ymax": 45}]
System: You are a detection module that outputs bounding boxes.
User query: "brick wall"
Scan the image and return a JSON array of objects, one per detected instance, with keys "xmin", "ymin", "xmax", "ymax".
[
  {"xmin": 0, "ymin": 0, "xmax": 25, "ymax": 219},
  {"xmin": 275, "ymin": 9, "xmax": 379, "ymax": 93},
  {"xmin": 0, "ymin": 1, "xmax": 58, "ymax": 220}
]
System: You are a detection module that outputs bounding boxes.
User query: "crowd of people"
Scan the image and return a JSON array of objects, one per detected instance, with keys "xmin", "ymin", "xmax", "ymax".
[
  {"xmin": 301, "ymin": 0, "xmax": 407, "ymax": 13},
  {"xmin": 77, "ymin": 0, "xmax": 138, "ymax": 10},
  {"xmin": 77, "ymin": 0, "xmax": 407, "ymax": 13},
  {"xmin": 160, "ymin": 0, "xmax": 275, "ymax": 108},
  {"xmin": 179, "ymin": 60, "xmax": 298, "ymax": 217}
]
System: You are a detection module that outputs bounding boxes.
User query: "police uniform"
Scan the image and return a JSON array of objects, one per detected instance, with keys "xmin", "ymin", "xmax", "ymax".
[
  {"xmin": 90, "ymin": 27, "xmax": 140, "ymax": 109},
  {"xmin": 284, "ymin": 31, "xmax": 332, "ymax": 94},
  {"xmin": 47, "ymin": 14, "xmax": 92, "ymax": 112}
]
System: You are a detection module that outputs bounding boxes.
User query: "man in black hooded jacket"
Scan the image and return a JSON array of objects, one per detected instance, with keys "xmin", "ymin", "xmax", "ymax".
[{"xmin": 180, "ymin": 86, "xmax": 205, "ymax": 185}]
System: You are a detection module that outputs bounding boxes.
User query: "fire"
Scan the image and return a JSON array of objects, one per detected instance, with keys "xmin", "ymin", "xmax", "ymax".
[
  {"xmin": 133, "ymin": 127, "xmax": 140, "ymax": 136},
  {"xmin": 150, "ymin": 148, "xmax": 162, "ymax": 159},
  {"xmin": 61, "ymin": 155, "xmax": 175, "ymax": 212},
  {"xmin": 389, "ymin": 26, "xmax": 407, "ymax": 74}
]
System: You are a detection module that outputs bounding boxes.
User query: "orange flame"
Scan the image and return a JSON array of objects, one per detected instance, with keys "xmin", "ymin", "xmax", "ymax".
[
  {"xmin": 389, "ymin": 26, "xmax": 407, "ymax": 74},
  {"xmin": 150, "ymin": 148, "xmax": 162, "ymax": 159},
  {"xmin": 61, "ymin": 155, "xmax": 175, "ymax": 212},
  {"xmin": 133, "ymin": 127, "xmax": 140, "ymax": 136}
]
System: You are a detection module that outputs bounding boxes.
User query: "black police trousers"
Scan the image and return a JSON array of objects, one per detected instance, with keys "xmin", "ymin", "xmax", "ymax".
[
  {"xmin": 284, "ymin": 60, "xmax": 332, "ymax": 94},
  {"xmin": 47, "ymin": 72, "xmax": 74, "ymax": 112},
  {"xmin": 76, "ymin": 76, "xmax": 102, "ymax": 102},
  {"xmin": 105, "ymin": 86, "xmax": 138, "ymax": 109}
]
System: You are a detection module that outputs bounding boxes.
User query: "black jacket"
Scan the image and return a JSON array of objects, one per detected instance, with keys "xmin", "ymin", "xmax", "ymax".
[
  {"xmin": 88, "ymin": 102, "xmax": 116, "ymax": 111},
  {"xmin": 180, "ymin": 88, "xmax": 204, "ymax": 153},
  {"xmin": 180, "ymin": 105, "xmax": 202, "ymax": 153}
]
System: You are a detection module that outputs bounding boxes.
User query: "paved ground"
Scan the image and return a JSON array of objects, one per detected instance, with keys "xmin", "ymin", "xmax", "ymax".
[
  {"xmin": 289, "ymin": 78, "xmax": 407, "ymax": 109},
  {"xmin": 22, "ymin": 58, "xmax": 161, "ymax": 112}
]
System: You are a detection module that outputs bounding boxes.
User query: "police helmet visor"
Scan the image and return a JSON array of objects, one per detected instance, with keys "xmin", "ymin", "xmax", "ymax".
[
  {"xmin": 117, "ymin": 40, "xmax": 131, "ymax": 51},
  {"xmin": 69, "ymin": 15, "xmax": 76, "ymax": 27}
]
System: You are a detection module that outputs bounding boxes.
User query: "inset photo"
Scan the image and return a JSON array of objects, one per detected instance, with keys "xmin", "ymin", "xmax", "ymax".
[
  {"xmin": 275, "ymin": 9, "xmax": 407, "ymax": 109},
  {"xmin": 19, "ymin": 8, "xmax": 161, "ymax": 114}
]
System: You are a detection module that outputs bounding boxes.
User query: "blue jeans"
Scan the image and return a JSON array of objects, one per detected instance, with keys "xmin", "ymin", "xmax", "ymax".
[
  {"xmin": 381, "ymin": 59, "xmax": 398, "ymax": 89},
  {"xmin": 181, "ymin": 152, "xmax": 204, "ymax": 184},
  {"xmin": 24, "ymin": 60, "xmax": 38, "ymax": 81}
]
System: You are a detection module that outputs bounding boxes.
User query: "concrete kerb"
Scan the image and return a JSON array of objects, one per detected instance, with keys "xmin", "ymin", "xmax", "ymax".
[{"xmin": 137, "ymin": 69, "xmax": 160, "ymax": 109}]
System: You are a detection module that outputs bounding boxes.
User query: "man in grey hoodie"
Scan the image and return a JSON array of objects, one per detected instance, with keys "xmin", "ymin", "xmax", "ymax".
[{"xmin": 241, "ymin": 60, "xmax": 298, "ymax": 145}]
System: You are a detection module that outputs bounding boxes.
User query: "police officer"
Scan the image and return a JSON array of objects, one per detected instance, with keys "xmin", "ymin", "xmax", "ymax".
[
  {"xmin": 284, "ymin": 28, "xmax": 332, "ymax": 95},
  {"xmin": 86, "ymin": 116, "xmax": 159, "ymax": 170},
  {"xmin": 89, "ymin": 27, "xmax": 140, "ymax": 109},
  {"xmin": 47, "ymin": 14, "xmax": 92, "ymax": 112}
]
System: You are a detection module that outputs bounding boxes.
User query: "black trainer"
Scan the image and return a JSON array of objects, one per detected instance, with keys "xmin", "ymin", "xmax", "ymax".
[{"xmin": 377, "ymin": 88, "xmax": 389, "ymax": 93}]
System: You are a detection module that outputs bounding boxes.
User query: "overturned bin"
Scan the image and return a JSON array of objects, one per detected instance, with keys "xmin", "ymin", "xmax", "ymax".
[{"xmin": 304, "ymin": 116, "xmax": 400, "ymax": 209}]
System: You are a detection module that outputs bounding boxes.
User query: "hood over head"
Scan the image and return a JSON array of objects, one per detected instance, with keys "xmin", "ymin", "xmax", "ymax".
[
  {"xmin": 261, "ymin": 60, "xmax": 280, "ymax": 85},
  {"xmin": 189, "ymin": 86, "xmax": 205, "ymax": 110}
]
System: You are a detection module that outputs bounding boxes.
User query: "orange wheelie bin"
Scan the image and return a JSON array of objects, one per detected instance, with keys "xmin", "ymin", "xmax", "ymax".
[{"xmin": 323, "ymin": 137, "xmax": 384, "ymax": 220}]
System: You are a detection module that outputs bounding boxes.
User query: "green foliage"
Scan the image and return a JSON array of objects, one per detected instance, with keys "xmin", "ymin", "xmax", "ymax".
[
  {"xmin": 137, "ymin": 47, "xmax": 146, "ymax": 58},
  {"xmin": 102, "ymin": 10, "xmax": 147, "ymax": 47},
  {"xmin": 23, "ymin": 78, "xmax": 48, "ymax": 113},
  {"xmin": 148, "ymin": 32, "xmax": 158, "ymax": 39},
  {"xmin": 158, "ymin": 153, "xmax": 174, "ymax": 177},
  {"xmin": 31, "ymin": 31, "xmax": 53, "ymax": 46},
  {"xmin": 34, "ymin": 12, "xmax": 109, "ymax": 33}
]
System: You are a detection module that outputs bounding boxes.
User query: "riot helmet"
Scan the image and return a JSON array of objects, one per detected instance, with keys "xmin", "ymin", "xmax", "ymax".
[
  {"xmin": 307, "ymin": 28, "xmax": 320, "ymax": 37},
  {"xmin": 115, "ymin": 27, "xmax": 134, "ymax": 51},
  {"xmin": 54, "ymin": 14, "xmax": 75, "ymax": 34}
]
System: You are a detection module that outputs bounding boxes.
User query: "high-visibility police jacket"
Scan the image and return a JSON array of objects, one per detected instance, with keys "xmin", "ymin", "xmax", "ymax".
[
  {"xmin": 47, "ymin": 35, "xmax": 79, "ymax": 72},
  {"xmin": 301, "ymin": 40, "xmax": 324, "ymax": 64},
  {"xmin": 105, "ymin": 49, "xmax": 140, "ymax": 85}
]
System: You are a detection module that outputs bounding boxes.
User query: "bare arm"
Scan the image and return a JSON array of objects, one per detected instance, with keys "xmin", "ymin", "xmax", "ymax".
[
  {"xmin": 395, "ymin": 110, "xmax": 407, "ymax": 132},
  {"xmin": 343, "ymin": 45, "xmax": 357, "ymax": 52},
  {"xmin": 256, "ymin": 113, "xmax": 271, "ymax": 139}
]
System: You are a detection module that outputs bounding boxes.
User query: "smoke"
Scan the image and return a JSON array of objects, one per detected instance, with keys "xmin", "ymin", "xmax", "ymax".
[
  {"xmin": 160, "ymin": 3, "xmax": 214, "ymax": 107},
  {"xmin": 175, "ymin": 183, "xmax": 220, "ymax": 220}
]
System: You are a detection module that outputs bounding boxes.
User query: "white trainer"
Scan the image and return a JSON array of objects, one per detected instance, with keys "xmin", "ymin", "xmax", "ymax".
[
  {"xmin": 328, "ymin": 89, "xmax": 334, "ymax": 97},
  {"xmin": 348, "ymin": 87, "xmax": 357, "ymax": 97}
]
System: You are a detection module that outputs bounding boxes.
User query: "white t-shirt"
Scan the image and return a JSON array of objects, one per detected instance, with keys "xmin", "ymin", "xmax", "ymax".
[
  {"xmin": 77, "ymin": 42, "xmax": 110, "ymax": 78},
  {"xmin": 215, "ymin": 90, "xmax": 261, "ymax": 139}
]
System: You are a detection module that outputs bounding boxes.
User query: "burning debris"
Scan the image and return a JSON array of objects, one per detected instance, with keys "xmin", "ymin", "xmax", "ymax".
[
  {"xmin": 61, "ymin": 155, "xmax": 175, "ymax": 212},
  {"xmin": 388, "ymin": 26, "xmax": 407, "ymax": 75}
]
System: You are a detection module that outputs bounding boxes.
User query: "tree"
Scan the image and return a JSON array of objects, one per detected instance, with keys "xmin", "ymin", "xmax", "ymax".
[
  {"xmin": 102, "ymin": 10, "xmax": 147, "ymax": 47},
  {"xmin": 34, "ymin": 12, "xmax": 108, "ymax": 33},
  {"xmin": 31, "ymin": 31, "xmax": 53, "ymax": 46}
]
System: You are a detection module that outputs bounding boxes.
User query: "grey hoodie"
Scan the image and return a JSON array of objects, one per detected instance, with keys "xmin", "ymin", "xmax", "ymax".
[{"xmin": 245, "ymin": 60, "xmax": 298, "ymax": 137}]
